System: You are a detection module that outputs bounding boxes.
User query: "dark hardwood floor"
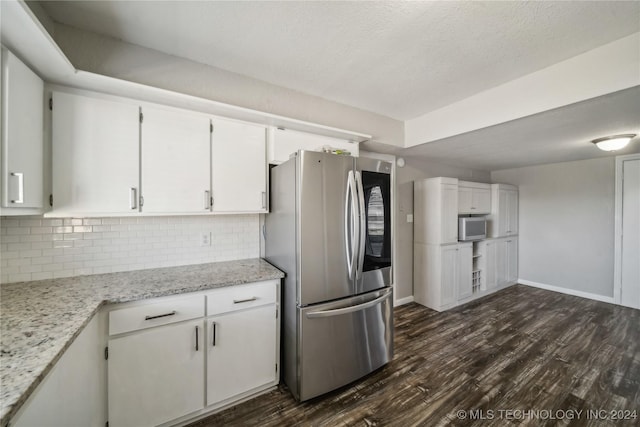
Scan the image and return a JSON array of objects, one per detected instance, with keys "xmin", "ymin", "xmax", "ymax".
[{"xmin": 189, "ymin": 285, "xmax": 640, "ymax": 426}]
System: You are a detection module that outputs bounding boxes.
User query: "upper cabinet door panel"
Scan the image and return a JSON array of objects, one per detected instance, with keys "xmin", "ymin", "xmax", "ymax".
[
  {"xmin": 457, "ymin": 186, "xmax": 472, "ymax": 214},
  {"xmin": 1, "ymin": 48, "xmax": 44, "ymax": 209},
  {"xmin": 472, "ymin": 188, "xmax": 491, "ymax": 214},
  {"xmin": 52, "ymin": 92, "xmax": 139, "ymax": 214},
  {"xmin": 141, "ymin": 106, "xmax": 211, "ymax": 213},
  {"xmin": 211, "ymin": 118, "xmax": 266, "ymax": 212}
]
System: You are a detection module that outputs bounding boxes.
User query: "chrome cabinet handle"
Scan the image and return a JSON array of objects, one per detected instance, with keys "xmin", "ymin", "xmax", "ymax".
[
  {"xmin": 144, "ymin": 310, "xmax": 176, "ymax": 321},
  {"xmin": 195, "ymin": 326, "xmax": 200, "ymax": 351},
  {"xmin": 204, "ymin": 190, "xmax": 211, "ymax": 210},
  {"xmin": 233, "ymin": 296, "xmax": 257, "ymax": 304},
  {"xmin": 129, "ymin": 188, "xmax": 137, "ymax": 210},
  {"xmin": 212, "ymin": 322, "xmax": 216, "ymax": 346},
  {"xmin": 10, "ymin": 172, "xmax": 24, "ymax": 204},
  {"xmin": 261, "ymin": 191, "xmax": 267, "ymax": 209}
]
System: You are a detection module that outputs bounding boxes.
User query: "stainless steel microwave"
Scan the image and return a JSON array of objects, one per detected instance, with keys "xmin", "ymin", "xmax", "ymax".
[{"xmin": 458, "ymin": 217, "xmax": 487, "ymax": 241}]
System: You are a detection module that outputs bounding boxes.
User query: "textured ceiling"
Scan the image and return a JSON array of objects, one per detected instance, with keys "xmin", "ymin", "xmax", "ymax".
[
  {"xmin": 392, "ymin": 86, "xmax": 640, "ymax": 171},
  {"xmin": 38, "ymin": 1, "xmax": 640, "ymax": 120}
]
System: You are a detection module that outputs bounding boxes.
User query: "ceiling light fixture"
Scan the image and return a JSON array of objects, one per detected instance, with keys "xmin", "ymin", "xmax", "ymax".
[{"xmin": 591, "ymin": 134, "xmax": 636, "ymax": 151}]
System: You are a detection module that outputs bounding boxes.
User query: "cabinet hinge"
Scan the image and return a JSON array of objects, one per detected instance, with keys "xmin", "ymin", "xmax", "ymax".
[
  {"xmin": 139, "ymin": 195, "xmax": 144, "ymax": 207},
  {"xmin": 139, "ymin": 112, "xmax": 144, "ymax": 123},
  {"xmin": 49, "ymin": 97, "xmax": 53, "ymax": 111},
  {"xmin": 104, "ymin": 346, "xmax": 108, "ymax": 360},
  {"xmin": 49, "ymin": 194, "xmax": 53, "ymax": 207}
]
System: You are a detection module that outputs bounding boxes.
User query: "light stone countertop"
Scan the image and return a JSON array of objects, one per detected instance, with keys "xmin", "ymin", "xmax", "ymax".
[{"xmin": 0, "ymin": 258, "xmax": 284, "ymax": 425}]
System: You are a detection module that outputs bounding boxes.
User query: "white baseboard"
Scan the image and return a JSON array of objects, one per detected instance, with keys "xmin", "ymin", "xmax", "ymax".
[
  {"xmin": 394, "ymin": 296, "xmax": 415, "ymax": 307},
  {"xmin": 519, "ymin": 279, "xmax": 615, "ymax": 304}
]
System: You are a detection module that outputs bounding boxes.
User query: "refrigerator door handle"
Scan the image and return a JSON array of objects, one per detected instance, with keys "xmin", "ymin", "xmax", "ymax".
[
  {"xmin": 345, "ymin": 170, "xmax": 358, "ymax": 280},
  {"xmin": 305, "ymin": 288, "xmax": 392, "ymax": 318},
  {"xmin": 355, "ymin": 171, "xmax": 366, "ymax": 280}
]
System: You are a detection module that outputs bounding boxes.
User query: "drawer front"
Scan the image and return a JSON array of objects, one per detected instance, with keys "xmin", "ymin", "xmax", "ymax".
[
  {"xmin": 207, "ymin": 280, "xmax": 277, "ymax": 316},
  {"xmin": 109, "ymin": 294, "xmax": 205, "ymax": 336}
]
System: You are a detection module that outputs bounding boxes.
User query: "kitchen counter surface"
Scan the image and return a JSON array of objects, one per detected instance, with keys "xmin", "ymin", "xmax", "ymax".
[{"xmin": 0, "ymin": 258, "xmax": 284, "ymax": 425}]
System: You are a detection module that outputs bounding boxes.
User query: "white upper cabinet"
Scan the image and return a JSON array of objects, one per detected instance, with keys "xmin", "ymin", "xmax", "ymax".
[
  {"xmin": 51, "ymin": 92, "xmax": 140, "ymax": 215},
  {"xmin": 488, "ymin": 184, "xmax": 518, "ymax": 237},
  {"xmin": 269, "ymin": 128, "xmax": 358, "ymax": 164},
  {"xmin": 458, "ymin": 181, "xmax": 491, "ymax": 214},
  {"xmin": 211, "ymin": 118, "xmax": 267, "ymax": 213},
  {"xmin": 141, "ymin": 106, "xmax": 211, "ymax": 213},
  {"xmin": 414, "ymin": 177, "xmax": 458, "ymax": 245},
  {"xmin": 0, "ymin": 47, "xmax": 44, "ymax": 212}
]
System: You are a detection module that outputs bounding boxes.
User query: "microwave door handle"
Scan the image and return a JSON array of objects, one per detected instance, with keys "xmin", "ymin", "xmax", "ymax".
[{"xmin": 355, "ymin": 171, "xmax": 366, "ymax": 280}]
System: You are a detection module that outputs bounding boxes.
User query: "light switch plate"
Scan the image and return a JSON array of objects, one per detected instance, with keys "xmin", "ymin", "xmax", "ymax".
[{"xmin": 407, "ymin": 214, "xmax": 414, "ymax": 223}]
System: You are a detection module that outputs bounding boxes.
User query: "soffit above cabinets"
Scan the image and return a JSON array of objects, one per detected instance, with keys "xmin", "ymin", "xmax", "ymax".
[{"xmin": 36, "ymin": 0, "xmax": 640, "ymax": 120}]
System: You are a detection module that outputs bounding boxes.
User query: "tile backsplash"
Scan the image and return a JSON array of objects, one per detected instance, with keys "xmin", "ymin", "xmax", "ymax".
[{"xmin": 0, "ymin": 215, "xmax": 260, "ymax": 284}]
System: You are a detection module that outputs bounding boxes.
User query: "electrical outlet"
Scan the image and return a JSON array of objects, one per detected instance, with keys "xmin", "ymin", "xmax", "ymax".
[
  {"xmin": 407, "ymin": 214, "xmax": 414, "ymax": 223},
  {"xmin": 200, "ymin": 232, "xmax": 211, "ymax": 247}
]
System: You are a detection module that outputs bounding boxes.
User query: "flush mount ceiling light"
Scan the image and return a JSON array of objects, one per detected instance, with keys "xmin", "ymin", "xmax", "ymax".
[{"xmin": 591, "ymin": 134, "xmax": 636, "ymax": 151}]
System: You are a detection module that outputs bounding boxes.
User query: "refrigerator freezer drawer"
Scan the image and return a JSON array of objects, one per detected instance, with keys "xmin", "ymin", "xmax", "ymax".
[{"xmin": 296, "ymin": 288, "xmax": 393, "ymax": 401}]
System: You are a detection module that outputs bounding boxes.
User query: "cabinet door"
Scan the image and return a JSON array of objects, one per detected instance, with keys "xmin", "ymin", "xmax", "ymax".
[
  {"xmin": 207, "ymin": 305, "xmax": 277, "ymax": 406},
  {"xmin": 141, "ymin": 106, "xmax": 211, "ymax": 213},
  {"xmin": 440, "ymin": 245, "xmax": 458, "ymax": 307},
  {"xmin": 506, "ymin": 238, "xmax": 518, "ymax": 284},
  {"xmin": 506, "ymin": 190, "xmax": 518, "ymax": 235},
  {"xmin": 211, "ymin": 118, "xmax": 267, "ymax": 212},
  {"xmin": 1, "ymin": 48, "xmax": 44, "ymax": 209},
  {"xmin": 472, "ymin": 188, "xmax": 491, "ymax": 214},
  {"xmin": 52, "ymin": 92, "xmax": 139, "ymax": 214},
  {"xmin": 497, "ymin": 189, "xmax": 509, "ymax": 236},
  {"xmin": 269, "ymin": 127, "xmax": 358, "ymax": 164},
  {"xmin": 441, "ymin": 184, "xmax": 458, "ymax": 243},
  {"xmin": 495, "ymin": 239, "xmax": 509, "ymax": 287},
  {"xmin": 482, "ymin": 241, "xmax": 497, "ymax": 290},
  {"xmin": 456, "ymin": 244, "xmax": 473, "ymax": 300},
  {"xmin": 457, "ymin": 186, "xmax": 472, "ymax": 214},
  {"xmin": 108, "ymin": 319, "xmax": 205, "ymax": 427}
]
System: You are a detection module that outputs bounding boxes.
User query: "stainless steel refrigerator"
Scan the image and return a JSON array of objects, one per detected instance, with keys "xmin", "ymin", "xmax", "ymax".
[{"xmin": 265, "ymin": 150, "xmax": 393, "ymax": 401}]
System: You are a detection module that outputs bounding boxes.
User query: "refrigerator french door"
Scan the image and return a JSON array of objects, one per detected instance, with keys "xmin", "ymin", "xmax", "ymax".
[{"xmin": 265, "ymin": 150, "xmax": 393, "ymax": 401}]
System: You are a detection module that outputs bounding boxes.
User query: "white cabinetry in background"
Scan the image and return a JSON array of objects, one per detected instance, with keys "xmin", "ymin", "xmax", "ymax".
[
  {"xmin": 414, "ymin": 242, "xmax": 472, "ymax": 311},
  {"xmin": 51, "ymin": 91, "xmax": 140, "ymax": 215},
  {"xmin": 414, "ymin": 177, "xmax": 458, "ymax": 245},
  {"xmin": 489, "ymin": 183, "xmax": 518, "ymax": 237},
  {"xmin": 458, "ymin": 181, "xmax": 491, "ymax": 214},
  {"xmin": 0, "ymin": 47, "xmax": 44, "ymax": 214},
  {"xmin": 141, "ymin": 106, "xmax": 211, "ymax": 213},
  {"xmin": 268, "ymin": 127, "xmax": 358, "ymax": 164},
  {"xmin": 211, "ymin": 118, "xmax": 267, "ymax": 213}
]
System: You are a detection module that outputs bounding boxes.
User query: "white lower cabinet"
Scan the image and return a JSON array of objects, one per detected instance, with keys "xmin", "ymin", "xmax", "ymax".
[
  {"xmin": 207, "ymin": 304, "xmax": 277, "ymax": 406},
  {"xmin": 108, "ymin": 319, "xmax": 205, "ymax": 427},
  {"xmin": 106, "ymin": 281, "xmax": 280, "ymax": 427},
  {"xmin": 414, "ymin": 242, "xmax": 471, "ymax": 311},
  {"xmin": 11, "ymin": 313, "xmax": 107, "ymax": 427}
]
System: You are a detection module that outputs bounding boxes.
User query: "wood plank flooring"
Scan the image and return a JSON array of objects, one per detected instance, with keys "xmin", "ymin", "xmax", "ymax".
[{"xmin": 188, "ymin": 285, "xmax": 640, "ymax": 426}]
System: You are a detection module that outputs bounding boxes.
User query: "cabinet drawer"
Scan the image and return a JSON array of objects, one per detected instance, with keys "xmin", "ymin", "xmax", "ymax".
[
  {"xmin": 109, "ymin": 294, "xmax": 205, "ymax": 336},
  {"xmin": 207, "ymin": 280, "xmax": 277, "ymax": 316}
]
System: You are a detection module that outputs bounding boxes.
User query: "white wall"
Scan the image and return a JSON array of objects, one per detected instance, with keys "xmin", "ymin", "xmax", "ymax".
[
  {"xmin": 395, "ymin": 158, "xmax": 490, "ymax": 300},
  {"xmin": 492, "ymin": 157, "xmax": 615, "ymax": 297},
  {"xmin": 51, "ymin": 24, "xmax": 404, "ymax": 146},
  {"xmin": 0, "ymin": 215, "xmax": 259, "ymax": 284}
]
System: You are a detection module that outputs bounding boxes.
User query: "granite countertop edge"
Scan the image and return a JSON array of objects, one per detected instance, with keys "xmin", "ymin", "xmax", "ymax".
[{"xmin": 0, "ymin": 258, "xmax": 284, "ymax": 425}]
